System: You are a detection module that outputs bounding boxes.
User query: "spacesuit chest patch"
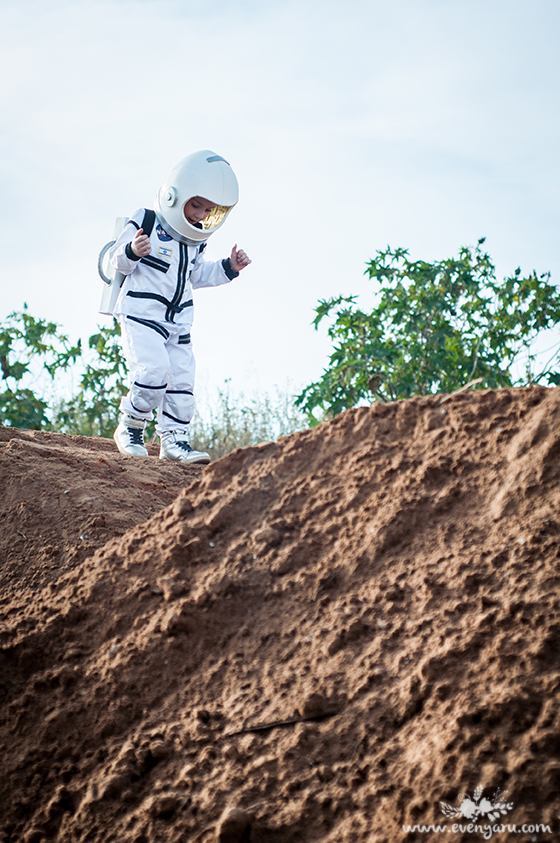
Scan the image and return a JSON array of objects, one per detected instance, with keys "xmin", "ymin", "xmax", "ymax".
[
  {"xmin": 158, "ymin": 246, "xmax": 173, "ymax": 259},
  {"xmin": 156, "ymin": 224, "xmax": 172, "ymax": 241}
]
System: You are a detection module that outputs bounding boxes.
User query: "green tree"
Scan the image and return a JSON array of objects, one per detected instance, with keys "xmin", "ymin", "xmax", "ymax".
[
  {"xmin": 52, "ymin": 319, "xmax": 128, "ymax": 437},
  {"xmin": 297, "ymin": 240, "xmax": 560, "ymax": 421},
  {"xmin": 0, "ymin": 307, "xmax": 81, "ymax": 429}
]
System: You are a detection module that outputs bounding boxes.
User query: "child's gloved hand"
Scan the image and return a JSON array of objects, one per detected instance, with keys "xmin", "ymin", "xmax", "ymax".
[
  {"xmin": 230, "ymin": 244, "xmax": 252, "ymax": 273},
  {"xmin": 130, "ymin": 228, "xmax": 152, "ymax": 258}
]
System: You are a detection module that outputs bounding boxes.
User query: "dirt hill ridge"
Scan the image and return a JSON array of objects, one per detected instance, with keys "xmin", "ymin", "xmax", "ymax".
[{"xmin": 1, "ymin": 387, "xmax": 559, "ymax": 842}]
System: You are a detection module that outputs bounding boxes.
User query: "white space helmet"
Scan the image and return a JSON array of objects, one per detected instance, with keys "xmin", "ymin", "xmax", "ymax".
[{"xmin": 154, "ymin": 150, "xmax": 239, "ymax": 246}]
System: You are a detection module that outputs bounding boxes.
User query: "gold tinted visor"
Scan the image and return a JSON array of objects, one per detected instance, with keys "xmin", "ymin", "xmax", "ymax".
[{"xmin": 202, "ymin": 204, "xmax": 230, "ymax": 230}]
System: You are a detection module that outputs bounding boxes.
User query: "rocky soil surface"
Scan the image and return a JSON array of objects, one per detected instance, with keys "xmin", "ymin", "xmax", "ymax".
[{"xmin": 1, "ymin": 387, "xmax": 559, "ymax": 842}]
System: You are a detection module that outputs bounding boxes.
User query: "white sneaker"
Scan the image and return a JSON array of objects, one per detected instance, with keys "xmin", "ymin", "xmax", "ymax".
[
  {"xmin": 113, "ymin": 414, "xmax": 148, "ymax": 457},
  {"xmin": 159, "ymin": 431, "xmax": 210, "ymax": 464}
]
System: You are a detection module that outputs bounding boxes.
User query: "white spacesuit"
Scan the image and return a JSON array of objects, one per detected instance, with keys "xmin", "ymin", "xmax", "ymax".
[{"xmin": 108, "ymin": 151, "xmax": 241, "ymax": 464}]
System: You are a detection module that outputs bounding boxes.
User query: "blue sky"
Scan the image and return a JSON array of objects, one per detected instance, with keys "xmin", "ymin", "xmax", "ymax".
[{"xmin": 1, "ymin": 0, "xmax": 559, "ymax": 397}]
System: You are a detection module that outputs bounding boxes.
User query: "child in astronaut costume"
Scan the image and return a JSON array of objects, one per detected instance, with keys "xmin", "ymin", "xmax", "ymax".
[{"xmin": 109, "ymin": 150, "xmax": 251, "ymax": 464}]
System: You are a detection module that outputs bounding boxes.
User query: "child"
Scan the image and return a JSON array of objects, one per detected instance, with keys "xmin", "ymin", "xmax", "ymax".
[{"xmin": 108, "ymin": 150, "xmax": 251, "ymax": 464}]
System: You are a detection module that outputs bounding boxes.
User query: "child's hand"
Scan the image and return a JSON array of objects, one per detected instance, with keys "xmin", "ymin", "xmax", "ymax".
[
  {"xmin": 130, "ymin": 228, "xmax": 152, "ymax": 257},
  {"xmin": 230, "ymin": 244, "xmax": 251, "ymax": 273}
]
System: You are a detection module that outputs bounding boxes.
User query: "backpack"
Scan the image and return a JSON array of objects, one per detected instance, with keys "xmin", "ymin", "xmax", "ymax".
[{"xmin": 98, "ymin": 209, "xmax": 156, "ymax": 316}]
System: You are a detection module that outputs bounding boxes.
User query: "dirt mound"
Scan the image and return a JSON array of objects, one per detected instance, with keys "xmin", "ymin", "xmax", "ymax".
[{"xmin": 1, "ymin": 388, "xmax": 559, "ymax": 843}]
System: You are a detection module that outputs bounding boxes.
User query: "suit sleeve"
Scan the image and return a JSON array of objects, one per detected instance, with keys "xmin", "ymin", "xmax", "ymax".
[
  {"xmin": 108, "ymin": 210, "xmax": 145, "ymax": 275},
  {"xmin": 189, "ymin": 247, "xmax": 239, "ymax": 289}
]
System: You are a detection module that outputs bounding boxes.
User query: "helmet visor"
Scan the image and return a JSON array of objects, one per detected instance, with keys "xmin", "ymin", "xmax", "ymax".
[
  {"xmin": 201, "ymin": 204, "xmax": 230, "ymax": 230},
  {"xmin": 181, "ymin": 200, "xmax": 231, "ymax": 233}
]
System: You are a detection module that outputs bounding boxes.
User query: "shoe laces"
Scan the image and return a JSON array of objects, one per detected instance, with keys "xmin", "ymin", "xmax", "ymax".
[
  {"xmin": 174, "ymin": 439, "xmax": 193, "ymax": 452},
  {"xmin": 127, "ymin": 427, "xmax": 145, "ymax": 446}
]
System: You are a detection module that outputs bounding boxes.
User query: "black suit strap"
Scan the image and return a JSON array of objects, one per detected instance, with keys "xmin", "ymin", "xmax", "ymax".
[{"xmin": 141, "ymin": 209, "xmax": 156, "ymax": 238}]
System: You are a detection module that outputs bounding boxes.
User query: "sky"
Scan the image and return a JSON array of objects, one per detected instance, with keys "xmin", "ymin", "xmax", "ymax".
[{"xmin": 1, "ymin": 0, "xmax": 559, "ymax": 400}]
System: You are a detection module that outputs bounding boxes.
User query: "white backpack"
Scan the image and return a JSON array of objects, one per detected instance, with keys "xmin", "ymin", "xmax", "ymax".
[{"xmin": 97, "ymin": 209, "xmax": 156, "ymax": 316}]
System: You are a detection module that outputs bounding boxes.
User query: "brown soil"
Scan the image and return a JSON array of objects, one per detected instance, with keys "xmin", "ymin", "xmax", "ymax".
[{"xmin": 1, "ymin": 387, "xmax": 559, "ymax": 843}]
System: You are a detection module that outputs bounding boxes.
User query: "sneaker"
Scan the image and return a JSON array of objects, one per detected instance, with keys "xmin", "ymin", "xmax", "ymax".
[
  {"xmin": 113, "ymin": 414, "xmax": 149, "ymax": 457},
  {"xmin": 159, "ymin": 431, "xmax": 210, "ymax": 464}
]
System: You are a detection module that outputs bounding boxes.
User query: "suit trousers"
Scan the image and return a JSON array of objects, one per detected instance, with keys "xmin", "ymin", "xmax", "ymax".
[{"xmin": 118, "ymin": 315, "xmax": 196, "ymax": 434}]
